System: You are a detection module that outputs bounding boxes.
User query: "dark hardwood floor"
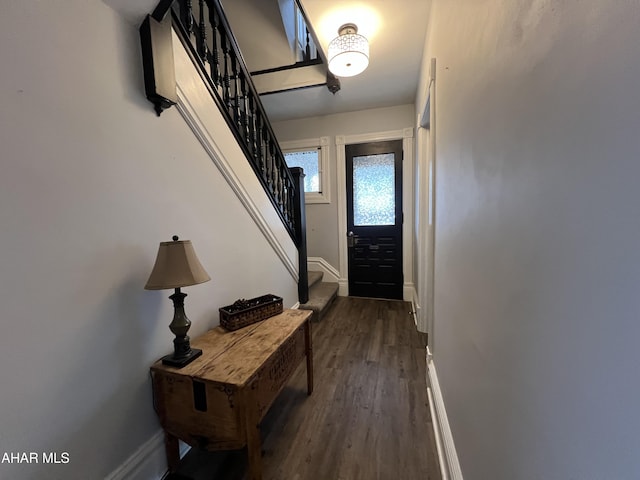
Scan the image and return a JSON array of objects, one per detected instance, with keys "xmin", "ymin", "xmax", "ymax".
[{"xmin": 171, "ymin": 296, "xmax": 441, "ymax": 480}]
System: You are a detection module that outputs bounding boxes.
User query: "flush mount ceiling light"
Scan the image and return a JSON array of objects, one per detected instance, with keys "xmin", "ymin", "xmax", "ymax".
[{"xmin": 328, "ymin": 23, "xmax": 369, "ymax": 78}]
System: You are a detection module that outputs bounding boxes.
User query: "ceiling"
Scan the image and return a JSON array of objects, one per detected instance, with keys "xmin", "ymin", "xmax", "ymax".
[
  {"xmin": 103, "ymin": 0, "xmax": 432, "ymax": 122},
  {"xmin": 261, "ymin": 0, "xmax": 432, "ymax": 121}
]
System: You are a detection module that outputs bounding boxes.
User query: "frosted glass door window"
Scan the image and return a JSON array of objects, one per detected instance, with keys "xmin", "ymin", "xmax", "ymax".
[{"xmin": 353, "ymin": 153, "xmax": 395, "ymax": 226}]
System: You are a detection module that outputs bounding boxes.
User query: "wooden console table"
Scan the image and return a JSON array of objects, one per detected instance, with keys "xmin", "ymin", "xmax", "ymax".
[{"xmin": 151, "ymin": 309, "xmax": 313, "ymax": 480}]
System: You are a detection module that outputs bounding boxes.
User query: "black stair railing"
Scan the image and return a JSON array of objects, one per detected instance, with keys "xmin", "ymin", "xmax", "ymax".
[
  {"xmin": 147, "ymin": 0, "xmax": 297, "ymax": 241},
  {"xmin": 142, "ymin": 0, "xmax": 308, "ymax": 302}
]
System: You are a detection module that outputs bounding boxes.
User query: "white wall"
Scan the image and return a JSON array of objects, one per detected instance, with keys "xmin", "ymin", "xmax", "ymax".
[
  {"xmin": 273, "ymin": 104, "xmax": 415, "ymax": 270},
  {"xmin": 417, "ymin": 1, "xmax": 640, "ymax": 479},
  {"xmin": 222, "ymin": 0, "xmax": 294, "ymax": 71},
  {"xmin": 0, "ymin": 1, "xmax": 297, "ymax": 479}
]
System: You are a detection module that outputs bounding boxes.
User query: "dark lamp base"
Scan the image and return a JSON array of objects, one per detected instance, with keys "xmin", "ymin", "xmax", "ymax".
[{"xmin": 161, "ymin": 348, "xmax": 202, "ymax": 368}]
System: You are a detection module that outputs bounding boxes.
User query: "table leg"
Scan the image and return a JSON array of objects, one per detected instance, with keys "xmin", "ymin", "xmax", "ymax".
[
  {"xmin": 245, "ymin": 389, "xmax": 263, "ymax": 480},
  {"xmin": 305, "ymin": 319, "xmax": 314, "ymax": 395},
  {"xmin": 164, "ymin": 431, "xmax": 180, "ymax": 472}
]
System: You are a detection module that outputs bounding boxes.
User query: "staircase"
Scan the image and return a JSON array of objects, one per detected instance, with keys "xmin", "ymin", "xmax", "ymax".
[
  {"xmin": 298, "ymin": 271, "xmax": 338, "ymax": 321},
  {"xmin": 222, "ymin": 0, "xmax": 339, "ymax": 96}
]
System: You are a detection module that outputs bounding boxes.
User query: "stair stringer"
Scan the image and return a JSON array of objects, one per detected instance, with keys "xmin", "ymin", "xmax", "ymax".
[
  {"xmin": 252, "ymin": 63, "xmax": 326, "ymax": 95},
  {"xmin": 171, "ymin": 29, "xmax": 299, "ymax": 283}
]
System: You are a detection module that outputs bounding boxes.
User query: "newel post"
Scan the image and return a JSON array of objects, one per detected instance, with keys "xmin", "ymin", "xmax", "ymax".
[{"xmin": 290, "ymin": 167, "xmax": 308, "ymax": 304}]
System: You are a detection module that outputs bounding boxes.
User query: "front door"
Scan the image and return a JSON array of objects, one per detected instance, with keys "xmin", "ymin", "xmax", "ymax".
[{"xmin": 346, "ymin": 140, "xmax": 403, "ymax": 299}]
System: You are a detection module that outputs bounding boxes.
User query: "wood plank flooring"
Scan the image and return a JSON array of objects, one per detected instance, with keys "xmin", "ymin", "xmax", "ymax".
[{"xmin": 172, "ymin": 296, "xmax": 441, "ymax": 480}]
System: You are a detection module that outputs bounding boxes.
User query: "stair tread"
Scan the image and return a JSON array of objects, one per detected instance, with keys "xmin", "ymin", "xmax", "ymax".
[{"xmin": 299, "ymin": 281, "xmax": 338, "ymax": 319}]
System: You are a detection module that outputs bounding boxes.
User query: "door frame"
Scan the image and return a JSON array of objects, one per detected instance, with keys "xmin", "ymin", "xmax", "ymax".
[
  {"xmin": 336, "ymin": 128, "xmax": 415, "ymax": 300},
  {"xmin": 416, "ymin": 58, "xmax": 437, "ymax": 339}
]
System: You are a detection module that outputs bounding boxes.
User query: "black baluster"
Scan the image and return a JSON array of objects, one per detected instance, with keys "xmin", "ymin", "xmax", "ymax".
[
  {"xmin": 232, "ymin": 57, "xmax": 240, "ymax": 127},
  {"xmin": 246, "ymin": 93, "xmax": 253, "ymax": 155},
  {"xmin": 276, "ymin": 165, "xmax": 283, "ymax": 207},
  {"xmin": 197, "ymin": 0, "xmax": 207, "ymax": 64},
  {"xmin": 248, "ymin": 97, "xmax": 254, "ymax": 151},
  {"xmin": 257, "ymin": 123, "xmax": 264, "ymax": 173},
  {"xmin": 260, "ymin": 124, "xmax": 268, "ymax": 176},
  {"xmin": 271, "ymin": 140, "xmax": 277, "ymax": 188},
  {"xmin": 268, "ymin": 142, "xmax": 275, "ymax": 188},
  {"xmin": 243, "ymin": 82, "xmax": 252, "ymax": 145},
  {"xmin": 305, "ymin": 27, "xmax": 311, "ymax": 61},
  {"xmin": 282, "ymin": 169, "xmax": 288, "ymax": 213},
  {"xmin": 209, "ymin": 2, "xmax": 219, "ymax": 85},
  {"xmin": 264, "ymin": 128, "xmax": 271, "ymax": 179},
  {"xmin": 273, "ymin": 162, "xmax": 280, "ymax": 204},
  {"xmin": 273, "ymin": 169, "xmax": 279, "ymax": 206},
  {"xmin": 221, "ymin": 32, "xmax": 230, "ymax": 108},
  {"xmin": 250, "ymin": 98, "xmax": 258, "ymax": 161},
  {"xmin": 267, "ymin": 142, "xmax": 273, "ymax": 188},
  {"xmin": 276, "ymin": 159, "xmax": 282, "ymax": 202},
  {"xmin": 283, "ymin": 182, "xmax": 289, "ymax": 222},
  {"xmin": 282, "ymin": 173, "xmax": 287, "ymax": 215},
  {"xmin": 253, "ymin": 114, "xmax": 261, "ymax": 166},
  {"xmin": 238, "ymin": 72, "xmax": 246, "ymax": 135},
  {"xmin": 283, "ymin": 178, "xmax": 289, "ymax": 219},
  {"xmin": 182, "ymin": 0, "xmax": 193, "ymax": 36},
  {"xmin": 256, "ymin": 117, "xmax": 262, "ymax": 164},
  {"xmin": 264, "ymin": 138, "xmax": 270, "ymax": 182}
]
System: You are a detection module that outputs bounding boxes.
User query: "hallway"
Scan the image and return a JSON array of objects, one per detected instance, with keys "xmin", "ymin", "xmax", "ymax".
[{"xmin": 174, "ymin": 296, "xmax": 441, "ymax": 479}]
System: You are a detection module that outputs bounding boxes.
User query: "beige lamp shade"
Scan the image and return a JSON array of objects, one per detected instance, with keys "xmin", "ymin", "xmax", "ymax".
[{"xmin": 145, "ymin": 237, "xmax": 210, "ymax": 290}]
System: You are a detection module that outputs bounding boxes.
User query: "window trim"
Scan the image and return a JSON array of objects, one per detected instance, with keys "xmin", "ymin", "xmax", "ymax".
[{"xmin": 281, "ymin": 136, "xmax": 330, "ymax": 204}]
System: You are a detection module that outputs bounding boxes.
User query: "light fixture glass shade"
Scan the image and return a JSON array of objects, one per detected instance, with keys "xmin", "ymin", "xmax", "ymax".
[
  {"xmin": 145, "ymin": 237, "xmax": 210, "ymax": 290},
  {"xmin": 328, "ymin": 24, "xmax": 369, "ymax": 78}
]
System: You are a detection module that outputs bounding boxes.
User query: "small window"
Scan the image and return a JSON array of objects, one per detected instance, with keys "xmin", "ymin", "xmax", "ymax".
[
  {"xmin": 282, "ymin": 137, "xmax": 330, "ymax": 204},
  {"xmin": 285, "ymin": 149, "xmax": 320, "ymax": 193}
]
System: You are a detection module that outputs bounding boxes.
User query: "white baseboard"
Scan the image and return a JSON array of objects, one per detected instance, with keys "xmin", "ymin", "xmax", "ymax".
[
  {"xmin": 105, "ymin": 431, "xmax": 191, "ymax": 480},
  {"xmin": 338, "ymin": 279, "xmax": 349, "ymax": 296},
  {"xmin": 410, "ymin": 286, "xmax": 428, "ymax": 333},
  {"xmin": 307, "ymin": 257, "xmax": 340, "ymax": 284},
  {"xmin": 427, "ymin": 348, "xmax": 463, "ymax": 480},
  {"xmin": 409, "ymin": 296, "xmax": 418, "ymax": 328},
  {"xmin": 403, "ymin": 282, "xmax": 416, "ymax": 303},
  {"xmin": 104, "ymin": 431, "xmax": 165, "ymax": 480}
]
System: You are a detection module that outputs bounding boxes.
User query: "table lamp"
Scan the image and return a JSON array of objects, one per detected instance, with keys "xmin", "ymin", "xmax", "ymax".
[{"xmin": 145, "ymin": 235, "xmax": 210, "ymax": 367}]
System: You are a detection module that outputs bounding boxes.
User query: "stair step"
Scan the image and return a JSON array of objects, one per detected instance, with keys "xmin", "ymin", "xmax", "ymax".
[
  {"xmin": 299, "ymin": 281, "xmax": 338, "ymax": 321},
  {"xmin": 308, "ymin": 271, "xmax": 324, "ymax": 288}
]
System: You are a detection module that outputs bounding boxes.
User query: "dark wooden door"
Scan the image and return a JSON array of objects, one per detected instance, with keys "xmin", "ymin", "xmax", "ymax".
[{"xmin": 346, "ymin": 140, "xmax": 403, "ymax": 299}]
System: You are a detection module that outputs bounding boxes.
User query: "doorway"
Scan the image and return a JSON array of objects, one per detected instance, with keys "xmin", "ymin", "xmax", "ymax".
[{"xmin": 345, "ymin": 140, "xmax": 403, "ymax": 299}]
